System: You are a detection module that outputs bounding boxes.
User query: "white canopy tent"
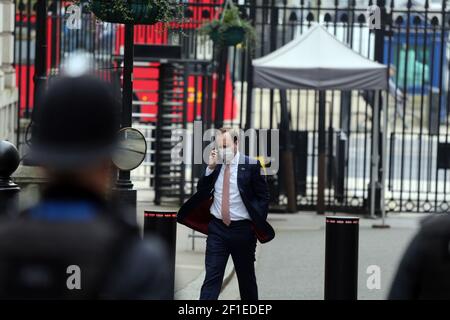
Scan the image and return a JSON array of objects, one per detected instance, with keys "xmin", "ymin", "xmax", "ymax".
[
  {"xmin": 252, "ymin": 24, "xmax": 389, "ymax": 218},
  {"xmin": 253, "ymin": 24, "xmax": 387, "ymax": 90}
]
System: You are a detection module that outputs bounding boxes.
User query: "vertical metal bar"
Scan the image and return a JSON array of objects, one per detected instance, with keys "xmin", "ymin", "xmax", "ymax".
[
  {"xmin": 426, "ymin": 26, "xmax": 437, "ymax": 198},
  {"xmin": 244, "ymin": 0, "xmax": 256, "ymax": 130},
  {"xmin": 180, "ymin": 63, "xmax": 189, "ymax": 204},
  {"xmin": 408, "ymin": 18, "xmax": 420, "ymax": 205},
  {"xmin": 215, "ymin": 48, "xmax": 228, "ymax": 128},
  {"xmin": 417, "ymin": 0, "xmax": 429, "ymax": 209},
  {"xmin": 154, "ymin": 63, "xmax": 166, "ymax": 205},
  {"xmin": 317, "ymin": 90, "xmax": 326, "ymax": 215},
  {"xmin": 15, "ymin": 0, "xmax": 23, "ymax": 147},
  {"xmin": 311, "ymin": 90, "xmax": 318, "ymax": 208},
  {"xmin": 239, "ymin": 48, "xmax": 246, "ymax": 128},
  {"xmin": 50, "ymin": 1, "xmax": 57, "ymax": 70},
  {"xmin": 385, "ymin": 0, "xmax": 394, "ymax": 204},
  {"xmin": 280, "ymin": 89, "xmax": 296, "ymax": 212},
  {"xmin": 370, "ymin": 91, "xmax": 380, "ymax": 218},
  {"xmin": 373, "ymin": 0, "xmax": 386, "ymax": 214},
  {"xmin": 24, "ymin": 0, "xmax": 31, "ymax": 117},
  {"xmin": 381, "ymin": 91, "xmax": 388, "ymax": 222},
  {"xmin": 399, "ymin": 0, "xmax": 412, "ymax": 212},
  {"xmin": 34, "ymin": 0, "xmax": 48, "ymax": 109},
  {"xmin": 327, "ymin": 97, "xmax": 334, "ymax": 209},
  {"xmin": 230, "ymin": 46, "xmax": 237, "ymax": 127},
  {"xmin": 435, "ymin": 0, "xmax": 447, "ymax": 210},
  {"xmin": 267, "ymin": 0, "xmax": 277, "ymax": 131},
  {"xmin": 57, "ymin": 0, "xmax": 63, "ymax": 69}
]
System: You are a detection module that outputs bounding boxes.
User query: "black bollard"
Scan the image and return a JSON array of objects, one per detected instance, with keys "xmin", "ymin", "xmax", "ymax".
[
  {"xmin": 143, "ymin": 210, "xmax": 177, "ymax": 299},
  {"xmin": 0, "ymin": 141, "xmax": 20, "ymax": 215},
  {"xmin": 324, "ymin": 216, "xmax": 359, "ymax": 300}
]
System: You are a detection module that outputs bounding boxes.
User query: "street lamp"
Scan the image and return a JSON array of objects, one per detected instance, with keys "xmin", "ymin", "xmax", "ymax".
[{"xmin": 114, "ymin": 22, "xmax": 137, "ymax": 216}]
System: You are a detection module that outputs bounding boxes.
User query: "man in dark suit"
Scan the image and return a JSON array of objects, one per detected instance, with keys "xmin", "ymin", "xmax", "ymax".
[{"xmin": 177, "ymin": 127, "xmax": 275, "ymax": 300}]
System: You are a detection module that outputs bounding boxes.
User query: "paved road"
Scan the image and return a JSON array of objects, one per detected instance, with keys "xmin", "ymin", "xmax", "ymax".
[
  {"xmin": 257, "ymin": 213, "xmax": 419, "ymax": 300},
  {"xmin": 138, "ymin": 188, "xmax": 423, "ymax": 300},
  {"xmin": 223, "ymin": 213, "xmax": 421, "ymax": 300}
]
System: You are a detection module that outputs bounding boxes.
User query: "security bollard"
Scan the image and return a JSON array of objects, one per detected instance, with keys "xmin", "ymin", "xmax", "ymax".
[
  {"xmin": 0, "ymin": 141, "xmax": 20, "ymax": 215},
  {"xmin": 143, "ymin": 210, "xmax": 177, "ymax": 299},
  {"xmin": 324, "ymin": 216, "xmax": 359, "ymax": 300}
]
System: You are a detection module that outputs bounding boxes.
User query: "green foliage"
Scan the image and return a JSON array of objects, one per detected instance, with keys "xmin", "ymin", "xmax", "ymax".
[
  {"xmin": 77, "ymin": 0, "xmax": 183, "ymax": 25},
  {"xmin": 199, "ymin": 3, "xmax": 256, "ymax": 51},
  {"xmin": 153, "ymin": 0, "xmax": 184, "ymax": 25}
]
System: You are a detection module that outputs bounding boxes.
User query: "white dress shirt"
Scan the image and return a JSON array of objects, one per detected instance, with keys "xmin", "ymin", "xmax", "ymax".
[{"xmin": 205, "ymin": 152, "xmax": 251, "ymax": 221}]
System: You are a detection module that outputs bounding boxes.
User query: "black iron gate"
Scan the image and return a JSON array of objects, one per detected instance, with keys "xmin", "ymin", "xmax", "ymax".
[
  {"xmin": 13, "ymin": 0, "xmax": 450, "ymax": 213},
  {"xmin": 183, "ymin": 0, "xmax": 450, "ymax": 213}
]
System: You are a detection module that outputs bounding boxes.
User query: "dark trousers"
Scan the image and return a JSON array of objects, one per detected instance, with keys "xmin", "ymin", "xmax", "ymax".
[{"xmin": 200, "ymin": 217, "xmax": 258, "ymax": 300}]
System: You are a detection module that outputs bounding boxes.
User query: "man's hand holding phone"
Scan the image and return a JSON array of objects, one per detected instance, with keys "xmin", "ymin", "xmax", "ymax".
[{"xmin": 208, "ymin": 148, "xmax": 218, "ymax": 170}]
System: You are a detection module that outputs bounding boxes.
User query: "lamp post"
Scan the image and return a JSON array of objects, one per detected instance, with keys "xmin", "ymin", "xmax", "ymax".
[{"xmin": 114, "ymin": 22, "xmax": 137, "ymax": 217}]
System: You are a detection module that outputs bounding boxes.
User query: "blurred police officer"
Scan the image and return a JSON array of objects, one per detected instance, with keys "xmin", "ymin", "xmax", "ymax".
[
  {"xmin": 0, "ymin": 75, "xmax": 171, "ymax": 299},
  {"xmin": 389, "ymin": 215, "xmax": 450, "ymax": 300}
]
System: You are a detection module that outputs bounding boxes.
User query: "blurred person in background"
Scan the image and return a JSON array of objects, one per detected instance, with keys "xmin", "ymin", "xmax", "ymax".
[
  {"xmin": 389, "ymin": 214, "xmax": 450, "ymax": 300},
  {"xmin": 360, "ymin": 64, "xmax": 408, "ymax": 119},
  {"xmin": 0, "ymin": 75, "xmax": 170, "ymax": 299},
  {"xmin": 388, "ymin": 65, "xmax": 407, "ymax": 121}
]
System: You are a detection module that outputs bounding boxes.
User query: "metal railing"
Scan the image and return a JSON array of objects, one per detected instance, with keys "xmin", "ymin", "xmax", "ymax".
[{"xmin": 13, "ymin": 0, "xmax": 450, "ymax": 213}]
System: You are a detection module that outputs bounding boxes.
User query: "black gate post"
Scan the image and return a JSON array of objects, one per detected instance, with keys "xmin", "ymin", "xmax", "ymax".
[
  {"xmin": 317, "ymin": 91, "xmax": 326, "ymax": 215},
  {"xmin": 0, "ymin": 141, "xmax": 20, "ymax": 215},
  {"xmin": 372, "ymin": 0, "xmax": 387, "ymax": 215},
  {"xmin": 324, "ymin": 216, "xmax": 359, "ymax": 300},
  {"xmin": 143, "ymin": 210, "xmax": 177, "ymax": 299}
]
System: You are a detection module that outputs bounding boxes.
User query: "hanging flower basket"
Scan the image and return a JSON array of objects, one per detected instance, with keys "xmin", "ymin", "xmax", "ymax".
[
  {"xmin": 89, "ymin": 0, "xmax": 181, "ymax": 25},
  {"xmin": 199, "ymin": 0, "xmax": 255, "ymax": 50},
  {"xmin": 130, "ymin": 1, "xmax": 159, "ymax": 24},
  {"xmin": 210, "ymin": 25, "xmax": 246, "ymax": 47}
]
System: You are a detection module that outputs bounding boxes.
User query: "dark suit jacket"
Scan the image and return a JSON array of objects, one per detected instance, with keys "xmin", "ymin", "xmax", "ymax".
[{"xmin": 177, "ymin": 154, "xmax": 275, "ymax": 243}]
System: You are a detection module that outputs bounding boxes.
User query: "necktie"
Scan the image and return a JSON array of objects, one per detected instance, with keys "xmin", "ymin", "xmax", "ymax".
[{"xmin": 221, "ymin": 164, "xmax": 231, "ymax": 226}]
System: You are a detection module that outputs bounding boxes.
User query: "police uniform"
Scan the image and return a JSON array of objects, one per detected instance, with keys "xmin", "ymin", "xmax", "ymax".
[{"xmin": 0, "ymin": 76, "xmax": 170, "ymax": 299}]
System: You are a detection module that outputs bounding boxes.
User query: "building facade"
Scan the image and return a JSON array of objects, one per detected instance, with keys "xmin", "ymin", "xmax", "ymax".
[{"xmin": 0, "ymin": 0, "xmax": 17, "ymax": 143}]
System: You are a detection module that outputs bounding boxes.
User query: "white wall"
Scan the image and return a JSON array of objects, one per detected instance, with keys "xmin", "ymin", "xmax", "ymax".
[{"xmin": 0, "ymin": 0, "xmax": 18, "ymax": 143}]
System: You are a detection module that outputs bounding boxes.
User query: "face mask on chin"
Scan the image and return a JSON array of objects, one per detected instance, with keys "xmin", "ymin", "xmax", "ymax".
[{"xmin": 219, "ymin": 147, "xmax": 235, "ymax": 164}]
